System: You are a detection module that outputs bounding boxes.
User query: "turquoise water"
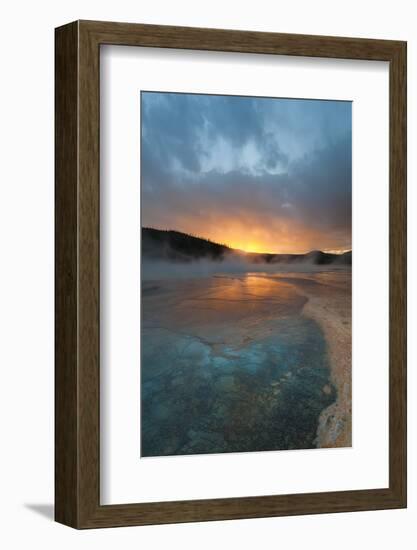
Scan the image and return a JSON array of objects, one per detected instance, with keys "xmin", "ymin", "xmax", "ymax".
[{"xmin": 141, "ymin": 274, "xmax": 336, "ymax": 457}]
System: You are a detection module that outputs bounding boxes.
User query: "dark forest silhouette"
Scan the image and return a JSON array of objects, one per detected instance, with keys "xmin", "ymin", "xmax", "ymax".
[{"xmin": 142, "ymin": 227, "xmax": 352, "ymax": 265}]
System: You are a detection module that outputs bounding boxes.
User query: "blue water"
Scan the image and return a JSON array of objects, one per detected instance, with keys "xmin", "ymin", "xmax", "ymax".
[{"xmin": 141, "ymin": 275, "xmax": 336, "ymax": 457}]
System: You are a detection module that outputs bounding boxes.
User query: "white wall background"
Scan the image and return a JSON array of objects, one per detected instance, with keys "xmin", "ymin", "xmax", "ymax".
[{"xmin": 0, "ymin": 0, "xmax": 415, "ymax": 547}]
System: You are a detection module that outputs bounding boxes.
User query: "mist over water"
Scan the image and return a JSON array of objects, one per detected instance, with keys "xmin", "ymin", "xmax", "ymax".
[{"xmin": 142, "ymin": 258, "xmax": 348, "ymax": 281}]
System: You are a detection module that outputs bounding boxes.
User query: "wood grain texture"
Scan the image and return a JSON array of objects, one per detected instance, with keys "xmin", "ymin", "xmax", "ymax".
[
  {"xmin": 55, "ymin": 21, "xmax": 79, "ymax": 527},
  {"xmin": 388, "ymin": 41, "xmax": 407, "ymax": 504},
  {"xmin": 55, "ymin": 20, "xmax": 407, "ymax": 529}
]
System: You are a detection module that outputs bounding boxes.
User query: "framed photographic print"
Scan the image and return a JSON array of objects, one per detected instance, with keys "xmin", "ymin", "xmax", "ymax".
[{"xmin": 55, "ymin": 20, "xmax": 406, "ymax": 528}]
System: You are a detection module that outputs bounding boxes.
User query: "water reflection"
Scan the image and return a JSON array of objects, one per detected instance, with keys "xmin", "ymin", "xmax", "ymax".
[{"xmin": 141, "ymin": 273, "xmax": 336, "ymax": 457}]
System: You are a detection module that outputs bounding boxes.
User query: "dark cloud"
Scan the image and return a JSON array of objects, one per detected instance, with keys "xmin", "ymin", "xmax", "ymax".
[{"xmin": 141, "ymin": 92, "xmax": 351, "ymax": 253}]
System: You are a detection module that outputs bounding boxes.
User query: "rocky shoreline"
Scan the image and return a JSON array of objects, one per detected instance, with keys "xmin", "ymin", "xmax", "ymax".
[{"xmin": 276, "ymin": 271, "xmax": 352, "ymax": 448}]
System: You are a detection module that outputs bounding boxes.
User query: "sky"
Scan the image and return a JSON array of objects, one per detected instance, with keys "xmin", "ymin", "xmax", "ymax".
[{"xmin": 141, "ymin": 91, "xmax": 352, "ymax": 254}]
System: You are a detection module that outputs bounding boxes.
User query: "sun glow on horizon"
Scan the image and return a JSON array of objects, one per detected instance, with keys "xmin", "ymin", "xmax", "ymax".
[
  {"xmin": 228, "ymin": 241, "xmax": 270, "ymax": 254},
  {"xmin": 228, "ymin": 241, "xmax": 351, "ymax": 255},
  {"xmin": 147, "ymin": 226, "xmax": 350, "ymax": 256},
  {"xmin": 204, "ymin": 225, "xmax": 351, "ymax": 255},
  {"xmin": 141, "ymin": 92, "xmax": 351, "ymax": 261}
]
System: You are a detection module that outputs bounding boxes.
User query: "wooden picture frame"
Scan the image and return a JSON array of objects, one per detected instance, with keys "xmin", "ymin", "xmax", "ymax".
[{"xmin": 55, "ymin": 20, "xmax": 407, "ymax": 529}]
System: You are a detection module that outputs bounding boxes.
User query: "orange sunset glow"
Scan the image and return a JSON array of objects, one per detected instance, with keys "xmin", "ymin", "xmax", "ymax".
[
  {"xmin": 140, "ymin": 92, "xmax": 352, "ymax": 255},
  {"xmin": 156, "ymin": 216, "xmax": 351, "ymax": 255}
]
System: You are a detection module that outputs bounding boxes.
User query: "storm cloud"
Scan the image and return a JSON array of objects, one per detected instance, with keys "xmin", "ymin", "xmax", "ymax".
[{"xmin": 141, "ymin": 92, "xmax": 352, "ymax": 254}]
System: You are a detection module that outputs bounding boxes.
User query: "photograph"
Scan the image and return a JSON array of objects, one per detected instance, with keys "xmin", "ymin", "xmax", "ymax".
[{"xmin": 140, "ymin": 91, "xmax": 352, "ymax": 457}]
